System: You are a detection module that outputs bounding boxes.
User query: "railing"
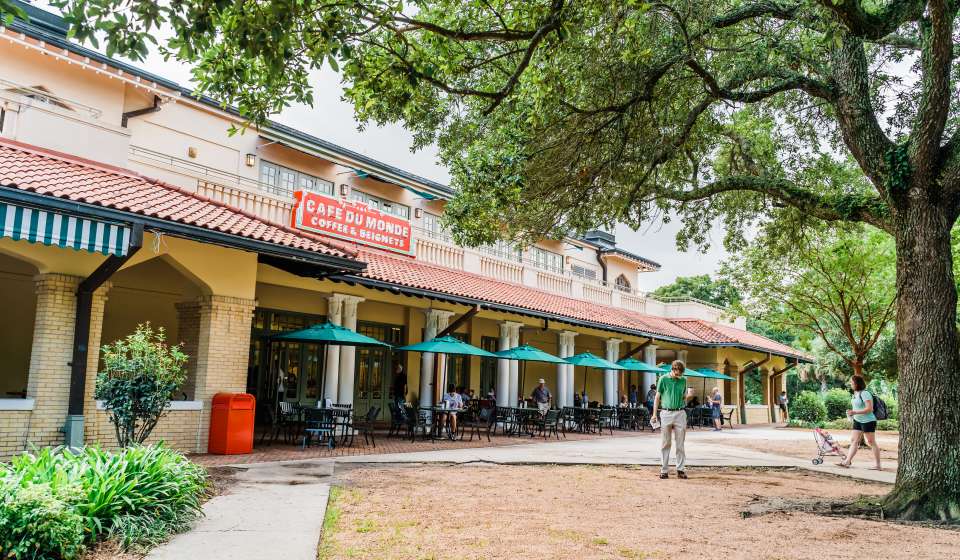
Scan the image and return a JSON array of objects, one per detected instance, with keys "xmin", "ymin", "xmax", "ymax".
[
  {"xmin": 129, "ymin": 145, "xmax": 295, "ymax": 199},
  {"xmin": 0, "ymin": 78, "xmax": 103, "ymax": 119},
  {"xmin": 537, "ymin": 270, "xmax": 573, "ymax": 295},
  {"xmin": 582, "ymin": 283, "xmax": 613, "ymax": 305},
  {"xmin": 619, "ymin": 292, "xmax": 646, "ymax": 313},
  {"xmin": 480, "ymin": 255, "xmax": 523, "ymax": 283},
  {"xmin": 196, "ymin": 181, "xmax": 293, "ymax": 224},
  {"xmin": 415, "ymin": 236, "xmax": 464, "ymax": 269},
  {"xmin": 644, "ymin": 293, "xmax": 730, "ymax": 312}
]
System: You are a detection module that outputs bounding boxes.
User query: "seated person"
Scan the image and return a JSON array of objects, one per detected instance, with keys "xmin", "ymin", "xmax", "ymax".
[
  {"xmin": 573, "ymin": 392, "xmax": 583, "ymax": 408},
  {"xmin": 440, "ymin": 383, "xmax": 463, "ymax": 439}
]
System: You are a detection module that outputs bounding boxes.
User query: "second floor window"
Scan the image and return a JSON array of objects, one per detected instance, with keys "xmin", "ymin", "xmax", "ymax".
[
  {"xmin": 531, "ymin": 247, "xmax": 564, "ymax": 274},
  {"xmin": 422, "ymin": 212, "xmax": 450, "ymax": 241},
  {"xmin": 259, "ymin": 161, "xmax": 333, "ymax": 197},
  {"xmin": 615, "ymin": 274, "xmax": 632, "ymax": 292},
  {"xmin": 351, "ymin": 190, "xmax": 411, "ymax": 219},
  {"xmin": 571, "ymin": 264, "xmax": 598, "ymax": 281}
]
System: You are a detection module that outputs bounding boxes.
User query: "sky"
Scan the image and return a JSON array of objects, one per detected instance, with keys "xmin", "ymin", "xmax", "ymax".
[{"xmin": 37, "ymin": 2, "xmax": 728, "ymax": 292}]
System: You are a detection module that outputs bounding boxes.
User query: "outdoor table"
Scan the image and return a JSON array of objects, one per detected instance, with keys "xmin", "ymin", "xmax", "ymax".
[
  {"xmin": 562, "ymin": 406, "xmax": 600, "ymax": 433},
  {"xmin": 420, "ymin": 406, "xmax": 462, "ymax": 440},
  {"xmin": 508, "ymin": 406, "xmax": 541, "ymax": 436}
]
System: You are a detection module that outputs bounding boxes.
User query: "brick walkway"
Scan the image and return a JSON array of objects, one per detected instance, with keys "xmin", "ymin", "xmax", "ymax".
[{"xmin": 191, "ymin": 427, "xmax": 653, "ymax": 467}]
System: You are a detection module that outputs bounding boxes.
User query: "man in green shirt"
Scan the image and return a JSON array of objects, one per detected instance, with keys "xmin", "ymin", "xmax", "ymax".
[{"xmin": 652, "ymin": 360, "xmax": 693, "ymax": 479}]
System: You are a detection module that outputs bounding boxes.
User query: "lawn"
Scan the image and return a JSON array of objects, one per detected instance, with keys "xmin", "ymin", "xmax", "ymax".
[{"xmin": 319, "ymin": 464, "xmax": 958, "ymax": 560}]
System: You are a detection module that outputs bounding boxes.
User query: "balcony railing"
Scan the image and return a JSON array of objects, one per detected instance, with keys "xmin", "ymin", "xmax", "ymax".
[{"xmin": 125, "ymin": 147, "xmax": 740, "ymax": 325}]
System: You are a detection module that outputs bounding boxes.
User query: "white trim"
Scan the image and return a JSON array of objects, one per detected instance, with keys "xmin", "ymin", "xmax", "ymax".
[
  {"xmin": 0, "ymin": 398, "xmax": 35, "ymax": 411},
  {"xmin": 95, "ymin": 400, "xmax": 202, "ymax": 411}
]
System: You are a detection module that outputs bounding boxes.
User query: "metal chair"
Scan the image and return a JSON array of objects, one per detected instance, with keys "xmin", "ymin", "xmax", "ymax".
[
  {"xmin": 462, "ymin": 405, "xmax": 496, "ymax": 442},
  {"xmin": 302, "ymin": 407, "xmax": 336, "ymax": 449},
  {"xmin": 347, "ymin": 406, "xmax": 380, "ymax": 447},
  {"xmin": 387, "ymin": 402, "xmax": 406, "ymax": 437},
  {"xmin": 533, "ymin": 409, "xmax": 562, "ymax": 439}
]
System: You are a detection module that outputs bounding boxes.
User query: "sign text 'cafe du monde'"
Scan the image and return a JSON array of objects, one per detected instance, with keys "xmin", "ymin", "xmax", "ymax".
[{"xmin": 292, "ymin": 190, "xmax": 414, "ymax": 254}]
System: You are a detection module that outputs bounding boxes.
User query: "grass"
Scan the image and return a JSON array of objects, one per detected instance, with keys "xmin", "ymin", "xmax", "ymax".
[{"xmin": 318, "ymin": 487, "xmax": 344, "ymax": 560}]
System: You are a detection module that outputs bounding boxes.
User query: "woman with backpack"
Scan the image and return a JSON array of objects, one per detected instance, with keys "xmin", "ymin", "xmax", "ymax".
[{"xmin": 837, "ymin": 376, "xmax": 882, "ymax": 470}]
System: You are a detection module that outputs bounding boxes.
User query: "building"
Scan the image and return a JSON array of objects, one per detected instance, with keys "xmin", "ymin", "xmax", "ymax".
[{"xmin": 0, "ymin": 2, "xmax": 808, "ymax": 458}]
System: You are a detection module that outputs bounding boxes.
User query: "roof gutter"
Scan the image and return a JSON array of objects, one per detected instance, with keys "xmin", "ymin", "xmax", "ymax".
[
  {"xmin": 121, "ymin": 95, "xmax": 162, "ymax": 127},
  {"xmin": 0, "ymin": 187, "xmax": 364, "ymax": 273}
]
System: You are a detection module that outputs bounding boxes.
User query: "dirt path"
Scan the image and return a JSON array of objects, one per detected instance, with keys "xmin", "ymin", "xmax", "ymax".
[
  {"xmin": 320, "ymin": 464, "xmax": 956, "ymax": 560},
  {"xmin": 698, "ymin": 428, "xmax": 900, "ymax": 466}
]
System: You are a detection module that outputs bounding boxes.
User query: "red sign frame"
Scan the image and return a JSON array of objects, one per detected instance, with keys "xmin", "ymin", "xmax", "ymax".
[{"xmin": 291, "ymin": 190, "xmax": 414, "ymax": 255}]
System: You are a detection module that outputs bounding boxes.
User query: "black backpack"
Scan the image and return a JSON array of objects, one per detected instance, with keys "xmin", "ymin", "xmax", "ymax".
[{"xmin": 871, "ymin": 393, "xmax": 889, "ymax": 421}]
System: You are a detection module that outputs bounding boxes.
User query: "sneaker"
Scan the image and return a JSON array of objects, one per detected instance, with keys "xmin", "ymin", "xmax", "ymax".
[
  {"xmin": 677, "ymin": 471, "xmax": 688, "ymax": 479},
  {"xmin": 659, "ymin": 473, "xmax": 669, "ymax": 479}
]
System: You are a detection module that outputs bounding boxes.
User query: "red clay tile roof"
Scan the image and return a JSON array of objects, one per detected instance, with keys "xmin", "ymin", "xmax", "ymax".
[
  {"xmin": 357, "ymin": 248, "xmax": 809, "ymax": 360},
  {"xmin": 0, "ymin": 138, "xmax": 357, "ymax": 259}
]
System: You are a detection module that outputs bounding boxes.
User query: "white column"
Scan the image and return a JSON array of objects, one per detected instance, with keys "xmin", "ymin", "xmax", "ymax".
[
  {"xmin": 604, "ymin": 338, "xmax": 622, "ymax": 406},
  {"xmin": 555, "ymin": 332, "xmax": 568, "ymax": 408},
  {"xmin": 496, "ymin": 321, "xmax": 520, "ymax": 407},
  {"xmin": 337, "ymin": 295, "xmax": 365, "ymax": 405},
  {"xmin": 323, "ymin": 294, "xmax": 345, "ymax": 403},
  {"xmin": 642, "ymin": 345, "xmax": 659, "ymax": 393},
  {"xmin": 558, "ymin": 331, "xmax": 578, "ymax": 406},
  {"xmin": 509, "ymin": 323, "xmax": 521, "ymax": 405},
  {"xmin": 676, "ymin": 349, "xmax": 688, "ymax": 366},
  {"xmin": 419, "ymin": 309, "xmax": 454, "ymax": 408}
]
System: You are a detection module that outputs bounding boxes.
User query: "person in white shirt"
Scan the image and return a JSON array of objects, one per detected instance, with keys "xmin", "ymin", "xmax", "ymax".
[{"xmin": 440, "ymin": 383, "xmax": 463, "ymax": 439}]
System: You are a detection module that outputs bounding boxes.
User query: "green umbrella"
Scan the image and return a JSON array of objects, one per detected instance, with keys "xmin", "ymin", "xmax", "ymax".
[
  {"xmin": 271, "ymin": 322, "xmax": 392, "ymax": 407},
  {"xmin": 565, "ymin": 352, "xmax": 625, "ymax": 399},
  {"xmin": 693, "ymin": 367, "xmax": 736, "ymax": 380},
  {"xmin": 616, "ymin": 358, "xmax": 663, "ymax": 372},
  {"xmin": 398, "ymin": 336, "xmax": 496, "ymax": 357},
  {"xmin": 398, "ymin": 336, "xmax": 496, "ymax": 404},
  {"xmin": 494, "ymin": 345, "xmax": 567, "ymax": 404}
]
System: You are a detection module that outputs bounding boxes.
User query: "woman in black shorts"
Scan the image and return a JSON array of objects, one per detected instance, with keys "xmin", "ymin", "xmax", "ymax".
[{"xmin": 838, "ymin": 376, "xmax": 882, "ymax": 470}]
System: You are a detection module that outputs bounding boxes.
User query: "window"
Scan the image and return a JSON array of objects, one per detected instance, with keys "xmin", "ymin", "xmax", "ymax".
[
  {"xmin": 351, "ymin": 190, "xmax": 411, "ymax": 219},
  {"xmin": 615, "ymin": 274, "xmax": 632, "ymax": 292},
  {"xmin": 422, "ymin": 212, "xmax": 450, "ymax": 241},
  {"xmin": 531, "ymin": 247, "xmax": 564, "ymax": 274},
  {"xmin": 571, "ymin": 264, "xmax": 598, "ymax": 281},
  {"xmin": 484, "ymin": 239, "xmax": 523, "ymax": 262},
  {"xmin": 258, "ymin": 161, "xmax": 333, "ymax": 197}
]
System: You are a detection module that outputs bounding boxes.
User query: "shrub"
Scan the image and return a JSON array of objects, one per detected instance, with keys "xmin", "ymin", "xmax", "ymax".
[
  {"xmin": 877, "ymin": 419, "xmax": 899, "ymax": 431},
  {"xmin": 95, "ymin": 324, "xmax": 188, "ymax": 447},
  {"xmin": 1, "ymin": 445, "xmax": 207, "ymax": 556},
  {"xmin": 823, "ymin": 418, "xmax": 852, "ymax": 430},
  {"xmin": 0, "ymin": 478, "xmax": 86, "ymax": 560},
  {"xmin": 791, "ymin": 391, "xmax": 827, "ymax": 424},
  {"xmin": 823, "ymin": 388, "xmax": 851, "ymax": 420}
]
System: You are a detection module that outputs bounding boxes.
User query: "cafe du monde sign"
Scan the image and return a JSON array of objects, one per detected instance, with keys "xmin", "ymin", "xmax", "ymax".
[{"xmin": 291, "ymin": 190, "xmax": 413, "ymax": 254}]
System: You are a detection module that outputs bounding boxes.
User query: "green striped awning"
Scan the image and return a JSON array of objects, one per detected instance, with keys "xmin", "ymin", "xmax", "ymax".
[{"xmin": 0, "ymin": 202, "xmax": 131, "ymax": 256}]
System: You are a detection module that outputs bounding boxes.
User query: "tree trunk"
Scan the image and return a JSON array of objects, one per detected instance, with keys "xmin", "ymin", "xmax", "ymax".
[
  {"xmin": 852, "ymin": 360, "xmax": 864, "ymax": 378},
  {"xmin": 884, "ymin": 200, "xmax": 960, "ymax": 520}
]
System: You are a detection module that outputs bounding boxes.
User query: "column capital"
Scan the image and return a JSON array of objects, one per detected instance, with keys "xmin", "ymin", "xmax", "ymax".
[
  {"xmin": 331, "ymin": 293, "xmax": 365, "ymax": 306},
  {"xmin": 499, "ymin": 320, "xmax": 524, "ymax": 328},
  {"xmin": 605, "ymin": 337, "xmax": 623, "ymax": 346},
  {"xmin": 422, "ymin": 308, "xmax": 456, "ymax": 320},
  {"xmin": 558, "ymin": 330, "xmax": 578, "ymax": 344}
]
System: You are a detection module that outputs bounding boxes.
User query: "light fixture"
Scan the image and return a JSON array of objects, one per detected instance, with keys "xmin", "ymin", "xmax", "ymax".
[
  {"xmin": 414, "ymin": 208, "xmax": 423, "ymax": 219},
  {"xmin": 339, "ymin": 183, "xmax": 351, "ymax": 197},
  {"xmin": 245, "ymin": 153, "xmax": 256, "ymax": 167},
  {"xmin": 187, "ymin": 146, "xmax": 197, "ymax": 159}
]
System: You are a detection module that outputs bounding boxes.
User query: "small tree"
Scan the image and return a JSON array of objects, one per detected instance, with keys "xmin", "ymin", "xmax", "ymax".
[{"xmin": 94, "ymin": 324, "xmax": 188, "ymax": 447}]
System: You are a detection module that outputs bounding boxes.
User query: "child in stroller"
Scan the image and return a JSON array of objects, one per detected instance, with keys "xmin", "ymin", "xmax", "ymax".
[{"xmin": 811, "ymin": 427, "xmax": 846, "ymax": 465}]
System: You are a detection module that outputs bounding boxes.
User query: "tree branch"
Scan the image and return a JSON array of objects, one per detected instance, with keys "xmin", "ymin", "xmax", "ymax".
[{"xmin": 814, "ymin": 0, "xmax": 925, "ymax": 39}]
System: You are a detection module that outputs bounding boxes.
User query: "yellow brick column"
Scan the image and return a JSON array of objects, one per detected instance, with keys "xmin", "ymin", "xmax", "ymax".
[
  {"xmin": 24, "ymin": 273, "xmax": 107, "ymax": 448},
  {"xmin": 178, "ymin": 295, "xmax": 256, "ymax": 453},
  {"xmin": 80, "ymin": 281, "xmax": 111, "ymax": 446}
]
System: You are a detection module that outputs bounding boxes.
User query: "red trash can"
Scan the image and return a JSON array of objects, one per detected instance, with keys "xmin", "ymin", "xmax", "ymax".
[{"xmin": 208, "ymin": 392, "xmax": 256, "ymax": 454}]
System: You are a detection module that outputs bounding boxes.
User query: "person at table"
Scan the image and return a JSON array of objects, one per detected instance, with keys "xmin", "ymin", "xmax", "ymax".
[
  {"xmin": 645, "ymin": 384, "xmax": 657, "ymax": 412},
  {"xmin": 391, "ymin": 363, "xmax": 407, "ymax": 405},
  {"xmin": 709, "ymin": 387, "xmax": 723, "ymax": 431},
  {"xmin": 629, "ymin": 384, "xmax": 639, "ymax": 406},
  {"xmin": 440, "ymin": 383, "xmax": 463, "ymax": 439},
  {"xmin": 619, "ymin": 393, "xmax": 629, "ymax": 407},
  {"xmin": 685, "ymin": 388, "xmax": 700, "ymax": 408},
  {"xmin": 652, "ymin": 360, "xmax": 694, "ymax": 479},
  {"xmin": 573, "ymin": 391, "xmax": 583, "ymax": 408},
  {"xmin": 458, "ymin": 386, "xmax": 470, "ymax": 403},
  {"xmin": 531, "ymin": 378, "xmax": 552, "ymax": 415}
]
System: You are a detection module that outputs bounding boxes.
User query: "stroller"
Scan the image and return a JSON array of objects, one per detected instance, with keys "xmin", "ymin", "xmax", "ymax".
[{"xmin": 811, "ymin": 427, "xmax": 845, "ymax": 465}]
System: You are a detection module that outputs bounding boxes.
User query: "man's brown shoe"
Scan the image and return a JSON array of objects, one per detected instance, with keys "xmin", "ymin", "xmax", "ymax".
[
  {"xmin": 677, "ymin": 471, "xmax": 688, "ymax": 479},
  {"xmin": 659, "ymin": 473, "xmax": 669, "ymax": 479}
]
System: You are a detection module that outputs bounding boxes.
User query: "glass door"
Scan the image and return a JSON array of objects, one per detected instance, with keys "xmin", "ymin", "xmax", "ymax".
[{"xmin": 353, "ymin": 323, "xmax": 404, "ymax": 420}]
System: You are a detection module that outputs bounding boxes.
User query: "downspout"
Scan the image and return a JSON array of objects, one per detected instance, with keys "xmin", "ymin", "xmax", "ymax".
[
  {"xmin": 64, "ymin": 223, "xmax": 144, "ymax": 448},
  {"xmin": 595, "ymin": 250, "xmax": 608, "ymax": 283},
  {"xmin": 121, "ymin": 95, "xmax": 162, "ymax": 127}
]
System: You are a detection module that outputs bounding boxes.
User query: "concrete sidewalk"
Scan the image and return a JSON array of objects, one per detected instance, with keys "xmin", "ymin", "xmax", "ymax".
[{"xmin": 148, "ymin": 461, "xmax": 334, "ymax": 560}]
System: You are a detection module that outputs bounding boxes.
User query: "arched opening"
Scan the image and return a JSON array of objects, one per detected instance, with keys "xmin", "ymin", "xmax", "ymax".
[
  {"xmin": 614, "ymin": 274, "xmax": 631, "ymax": 292},
  {"xmin": 0, "ymin": 252, "xmax": 39, "ymax": 399},
  {"xmin": 101, "ymin": 255, "xmax": 205, "ymax": 398}
]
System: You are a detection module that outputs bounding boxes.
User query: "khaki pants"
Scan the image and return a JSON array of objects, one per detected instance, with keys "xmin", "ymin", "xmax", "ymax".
[
  {"xmin": 537, "ymin": 401, "xmax": 550, "ymax": 415},
  {"xmin": 660, "ymin": 409, "xmax": 687, "ymax": 473}
]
